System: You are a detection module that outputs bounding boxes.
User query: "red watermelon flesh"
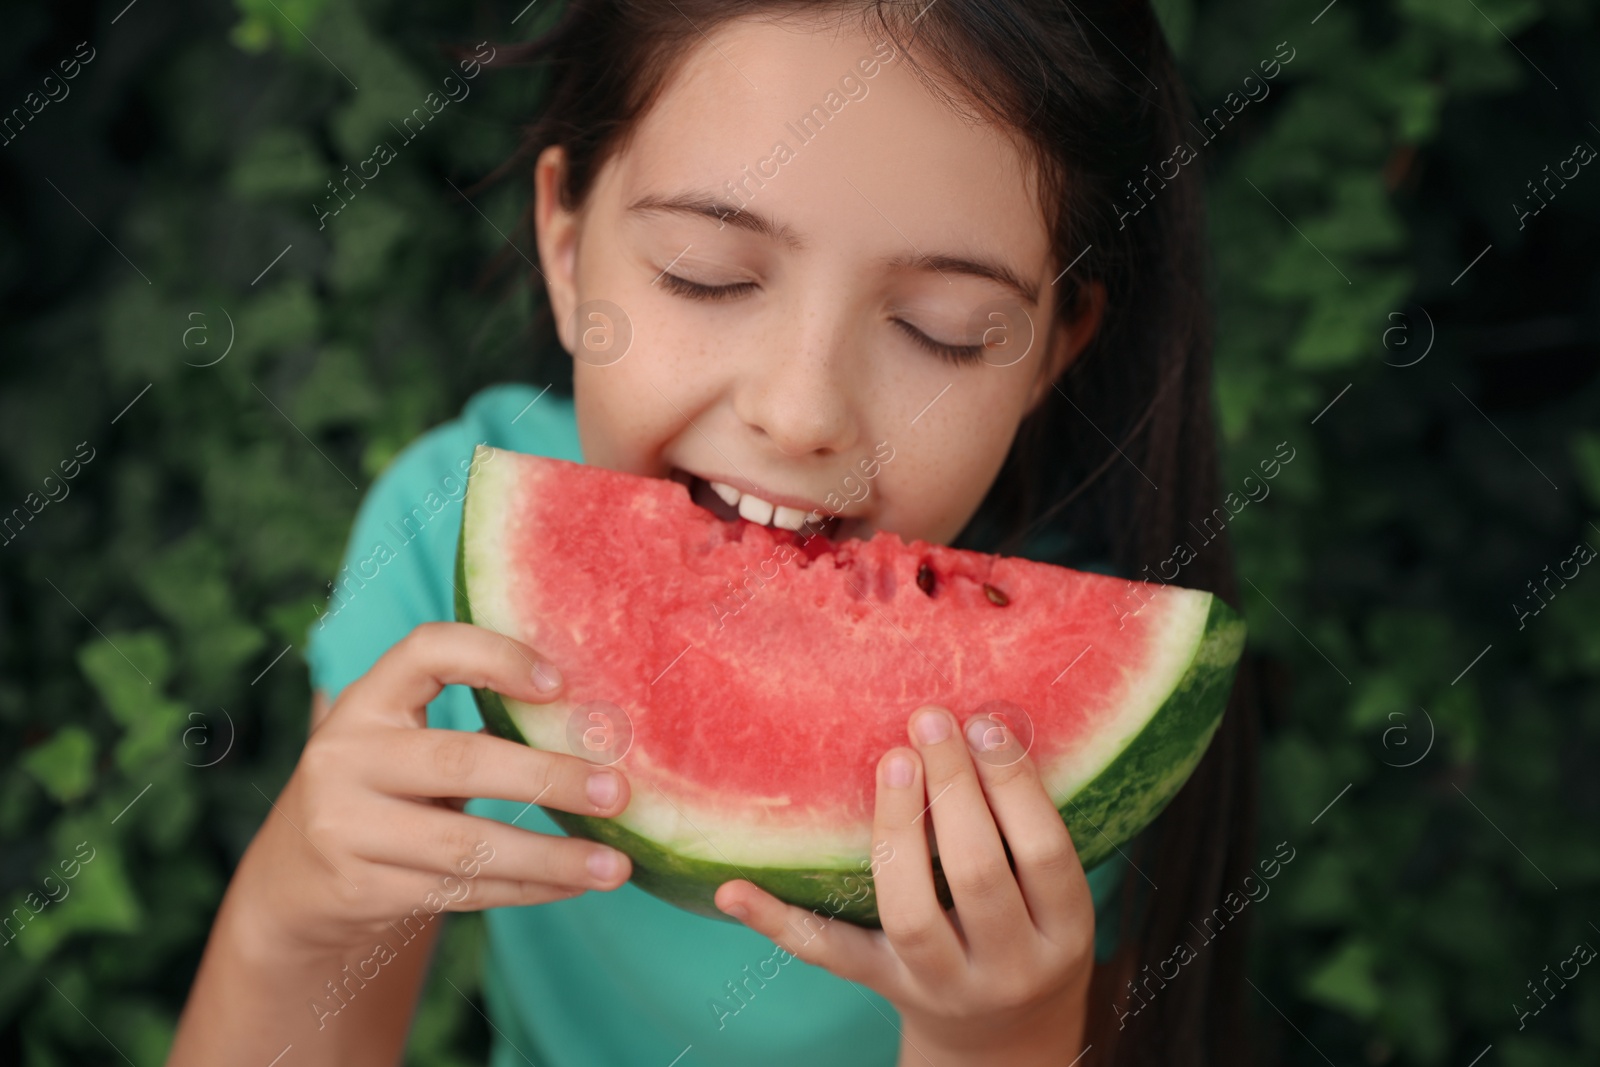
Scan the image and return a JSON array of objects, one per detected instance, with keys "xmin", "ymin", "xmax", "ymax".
[{"xmin": 457, "ymin": 447, "xmax": 1246, "ymax": 924}]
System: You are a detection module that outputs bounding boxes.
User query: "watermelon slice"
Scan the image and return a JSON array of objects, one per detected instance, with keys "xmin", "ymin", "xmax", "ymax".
[{"xmin": 455, "ymin": 447, "xmax": 1246, "ymax": 926}]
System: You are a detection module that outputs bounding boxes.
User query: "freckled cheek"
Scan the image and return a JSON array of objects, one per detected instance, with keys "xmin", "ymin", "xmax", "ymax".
[
  {"xmin": 879, "ymin": 445, "xmax": 1001, "ymax": 543},
  {"xmin": 572, "ymin": 318, "xmax": 728, "ymax": 473},
  {"xmin": 574, "ymin": 366, "xmax": 665, "ymax": 469},
  {"xmin": 964, "ymin": 411, "xmax": 1026, "ymax": 513},
  {"xmin": 604, "ymin": 262, "xmax": 741, "ymax": 376}
]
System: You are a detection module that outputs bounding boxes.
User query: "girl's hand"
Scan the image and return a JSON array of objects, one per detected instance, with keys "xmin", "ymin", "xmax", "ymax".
[
  {"xmin": 233, "ymin": 621, "xmax": 634, "ymax": 961},
  {"xmin": 713, "ymin": 705, "xmax": 1095, "ymax": 1066}
]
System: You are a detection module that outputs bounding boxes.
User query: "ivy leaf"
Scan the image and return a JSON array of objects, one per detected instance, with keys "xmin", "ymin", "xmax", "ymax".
[
  {"xmin": 20, "ymin": 728, "xmax": 97, "ymax": 805},
  {"xmin": 230, "ymin": 0, "xmax": 332, "ymax": 55},
  {"xmin": 9, "ymin": 834, "xmax": 142, "ymax": 962},
  {"xmin": 1571, "ymin": 431, "xmax": 1600, "ymax": 508},
  {"xmin": 76, "ymin": 632, "xmax": 172, "ymax": 720},
  {"xmin": 229, "ymin": 128, "xmax": 325, "ymax": 201},
  {"xmin": 1304, "ymin": 938, "xmax": 1385, "ymax": 1021}
]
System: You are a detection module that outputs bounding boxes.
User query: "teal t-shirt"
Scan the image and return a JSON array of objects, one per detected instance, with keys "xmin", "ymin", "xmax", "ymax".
[{"xmin": 305, "ymin": 382, "xmax": 1127, "ymax": 1067}]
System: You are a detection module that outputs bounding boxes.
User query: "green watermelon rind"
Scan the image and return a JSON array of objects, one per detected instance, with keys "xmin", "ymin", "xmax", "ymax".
[
  {"xmin": 1054, "ymin": 593, "xmax": 1245, "ymax": 868},
  {"xmin": 453, "ymin": 519, "xmax": 1246, "ymax": 928}
]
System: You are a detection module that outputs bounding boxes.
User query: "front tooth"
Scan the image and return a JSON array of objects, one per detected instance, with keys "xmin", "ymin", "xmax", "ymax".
[
  {"xmin": 738, "ymin": 493, "xmax": 775, "ymax": 525},
  {"xmin": 772, "ymin": 505, "xmax": 808, "ymax": 531},
  {"xmin": 709, "ymin": 480, "xmax": 741, "ymax": 507}
]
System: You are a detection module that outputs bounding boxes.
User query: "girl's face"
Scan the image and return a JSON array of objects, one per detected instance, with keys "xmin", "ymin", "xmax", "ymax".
[{"xmin": 535, "ymin": 14, "xmax": 1099, "ymax": 546}]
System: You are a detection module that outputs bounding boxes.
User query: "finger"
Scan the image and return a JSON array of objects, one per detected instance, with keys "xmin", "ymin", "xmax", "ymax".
[
  {"xmin": 436, "ymin": 737, "xmax": 487, "ymax": 814},
  {"xmin": 350, "ymin": 800, "xmax": 631, "ymax": 892},
  {"xmin": 371, "ymin": 865, "xmax": 591, "ymax": 913},
  {"xmin": 361, "ymin": 727, "xmax": 630, "ymax": 818},
  {"xmin": 869, "ymin": 745, "xmax": 964, "ymax": 981},
  {"xmin": 908, "ymin": 706, "xmax": 1030, "ymax": 950},
  {"xmin": 713, "ymin": 880, "xmax": 898, "ymax": 992},
  {"xmin": 961, "ymin": 713, "xmax": 1090, "ymax": 947},
  {"xmin": 343, "ymin": 621, "xmax": 565, "ymax": 727},
  {"xmin": 445, "ymin": 879, "xmax": 589, "ymax": 910}
]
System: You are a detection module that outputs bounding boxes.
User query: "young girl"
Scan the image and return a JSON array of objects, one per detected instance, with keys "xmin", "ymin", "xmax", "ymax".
[{"xmin": 171, "ymin": 1, "xmax": 1257, "ymax": 1064}]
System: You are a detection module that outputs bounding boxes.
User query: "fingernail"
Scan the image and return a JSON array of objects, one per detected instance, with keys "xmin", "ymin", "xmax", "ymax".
[
  {"xmin": 587, "ymin": 770, "xmax": 619, "ymax": 807},
  {"xmin": 532, "ymin": 661, "xmax": 562, "ymax": 693},
  {"xmin": 885, "ymin": 753, "xmax": 913, "ymax": 788},
  {"xmin": 966, "ymin": 716, "xmax": 1001, "ymax": 753},
  {"xmin": 588, "ymin": 848, "xmax": 622, "ymax": 880},
  {"xmin": 914, "ymin": 709, "xmax": 950, "ymax": 745},
  {"xmin": 723, "ymin": 902, "xmax": 749, "ymax": 921}
]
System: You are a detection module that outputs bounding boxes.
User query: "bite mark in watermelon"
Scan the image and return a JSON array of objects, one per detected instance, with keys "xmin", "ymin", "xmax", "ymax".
[{"xmin": 456, "ymin": 447, "xmax": 1246, "ymax": 925}]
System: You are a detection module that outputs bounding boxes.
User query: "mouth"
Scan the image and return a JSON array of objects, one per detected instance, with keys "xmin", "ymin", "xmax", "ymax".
[{"xmin": 668, "ymin": 468, "xmax": 862, "ymax": 544}]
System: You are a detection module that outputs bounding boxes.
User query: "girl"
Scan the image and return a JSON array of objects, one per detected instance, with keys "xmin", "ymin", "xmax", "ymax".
[{"xmin": 171, "ymin": 1, "xmax": 1258, "ymax": 1064}]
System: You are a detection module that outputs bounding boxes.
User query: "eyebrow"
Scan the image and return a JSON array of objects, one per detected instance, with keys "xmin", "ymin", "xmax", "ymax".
[
  {"xmin": 624, "ymin": 192, "xmax": 1040, "ymax": 306},
  {"xmin": 884, "ymin": 252, "xmax": 1040, "ymax": 307},
  {"xmin": 627, "ymin": 193, "xmax": 805, "ymax": 248}
]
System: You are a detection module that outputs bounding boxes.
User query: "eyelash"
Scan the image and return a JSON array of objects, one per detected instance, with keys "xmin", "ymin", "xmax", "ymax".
[
  {"xmin": 657, "ymin": 273, "xmax": 988, "ymax": 366},
  {"xmin": 657, "ymin": 273, "xmax": 758, "ymax": 302},
  {"xmin": 890, "ymin": 318, "xmax": 988, "ymax": 366}
]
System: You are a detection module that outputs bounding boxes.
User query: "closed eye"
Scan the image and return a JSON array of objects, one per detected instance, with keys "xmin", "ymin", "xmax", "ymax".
[
  {"xmin": 658, "ymin": 272, "xmax": 986, "ymax": 366},
  {"xmin": 657, "ymin": 273, "xmax": 759, "ymax": 301},
  {"xmin": 891, "ymin": 318, "xmax": 986, "ymax": 366}
]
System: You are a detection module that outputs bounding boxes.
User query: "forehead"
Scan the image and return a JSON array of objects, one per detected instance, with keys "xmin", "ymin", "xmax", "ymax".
[{"xmin": 603, "ymin": 14, "xmax": 1052, "ymax": 272}]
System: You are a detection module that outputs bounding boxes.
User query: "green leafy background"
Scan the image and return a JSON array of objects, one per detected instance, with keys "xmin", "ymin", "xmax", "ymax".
[{"xmin": 1, "ymin": 0, "xmax": 1597, "ymax": 1063}]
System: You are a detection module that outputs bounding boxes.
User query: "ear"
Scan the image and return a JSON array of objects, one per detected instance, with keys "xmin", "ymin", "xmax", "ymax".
[
  {"xmin": 1025, "ymin": 279, "xmax": 1106, "ymax": 416},
  {"xmin": 534, "ymin": 145, "xmax": 582, "ymax": 354}
]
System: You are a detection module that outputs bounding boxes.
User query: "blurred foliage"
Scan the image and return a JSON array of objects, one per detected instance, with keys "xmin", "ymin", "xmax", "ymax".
[{"xmin": 1, "ymin": 0, "xmax": 1598, "ymax": 1064}]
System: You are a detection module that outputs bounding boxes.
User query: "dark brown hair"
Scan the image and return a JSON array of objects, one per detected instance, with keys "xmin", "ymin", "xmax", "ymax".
[{"xmin": 484, "ymin": 2, "xmax": 1260, "ymax": 1062}]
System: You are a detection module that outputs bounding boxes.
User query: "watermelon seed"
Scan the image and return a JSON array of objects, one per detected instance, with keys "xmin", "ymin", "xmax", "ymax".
[
  {"xmin": 983, "ymin": 583, "xmax": 1009, "ymax": 606},
  {"xmin": 916, "ymin": 563, "xmax": 936, "ymax": 596}
]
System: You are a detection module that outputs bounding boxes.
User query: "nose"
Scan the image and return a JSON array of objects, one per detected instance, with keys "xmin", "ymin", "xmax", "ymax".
[{"xmin": 732, "ymin": 323, "xmax": 861, "ymax": 458}]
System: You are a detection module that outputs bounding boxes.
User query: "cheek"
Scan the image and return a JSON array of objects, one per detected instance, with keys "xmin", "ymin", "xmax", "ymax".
[
  {"xmin": 572, "ymin": 361, "xmax": 685, "ymax": 477},
  {"xmin": 569, "ymin": 235, "xmax": 739, "ymax": 477},
  {"xmin": 873, "ymin": 381, "xmax": 1024, "ymax": 544}
]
